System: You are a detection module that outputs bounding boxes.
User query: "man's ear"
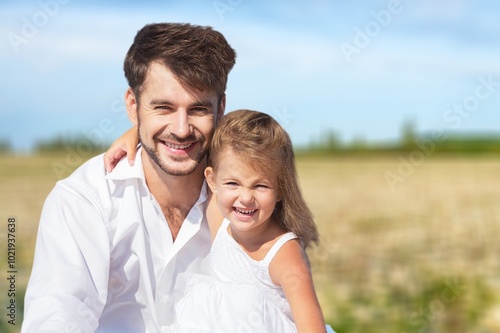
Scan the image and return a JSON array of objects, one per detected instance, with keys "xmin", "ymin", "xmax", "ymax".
[
  {"xmin": 125, "ymin": 88, "xmax": 138, "ymax": 125},
  {"xmin": 204, "ymin": 167, "xmax": 217, "ymax": 194},
  {"xmin": 216, "ymin": 95, "xmax": 226, "ymax": 124}
]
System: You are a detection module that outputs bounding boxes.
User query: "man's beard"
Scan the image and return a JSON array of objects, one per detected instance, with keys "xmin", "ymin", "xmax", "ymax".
[{"xmin": 141, "ymin": 132, "xmax": 208, "ymax": 176}]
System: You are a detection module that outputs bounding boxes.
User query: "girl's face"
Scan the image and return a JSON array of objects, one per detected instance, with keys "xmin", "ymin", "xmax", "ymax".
[{"xmin": 205, "ymin": 149, "xmax": 280, "ymax": 234}]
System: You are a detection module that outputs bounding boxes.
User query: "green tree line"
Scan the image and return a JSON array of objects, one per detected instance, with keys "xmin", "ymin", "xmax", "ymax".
[
  {"xmin": 299, "ymin": 121, "xmax": 500, "ymax": 156},
  {"xmin": 1, "ymin": 121, "xmax": 499, "ymax": 155}
]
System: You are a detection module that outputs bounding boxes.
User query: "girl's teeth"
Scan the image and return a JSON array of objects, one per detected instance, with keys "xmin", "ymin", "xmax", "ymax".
[{"xmin": 236, "ymin": 208, "xmax": 255, "ymax": 215}]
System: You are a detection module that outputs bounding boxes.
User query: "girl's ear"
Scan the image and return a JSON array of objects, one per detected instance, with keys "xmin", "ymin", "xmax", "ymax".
[{"xmin": 204, "ymin": 167, "xmax": 217, "ymax": 194}]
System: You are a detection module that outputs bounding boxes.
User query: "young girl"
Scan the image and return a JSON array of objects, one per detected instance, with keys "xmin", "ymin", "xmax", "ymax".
[{"xmin": 105, "ymin": 110, "xmax": 335, "ymax": 333}]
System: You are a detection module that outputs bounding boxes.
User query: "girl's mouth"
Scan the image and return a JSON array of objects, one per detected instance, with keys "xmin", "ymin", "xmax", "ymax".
[{"xmin": 233, "ymin": 207, "xmax": 257, "ymax": 216}]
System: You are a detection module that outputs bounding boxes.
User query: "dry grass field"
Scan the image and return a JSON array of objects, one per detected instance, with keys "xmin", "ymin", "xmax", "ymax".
[
  {"xmin": 300, "ymin": 155, "xmax": 500, "ymax": 333},
  {"xmin": 1, "ymin": 153, "xmax": 499, "ymax": 332}
]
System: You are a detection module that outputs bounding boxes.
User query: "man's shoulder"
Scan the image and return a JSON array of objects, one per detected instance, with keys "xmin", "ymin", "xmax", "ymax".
[
  {"xmin": 37, "ymin": 154, "xmax": 112, "ymax": 224},
  {"xmin": 52, "ymin": 153, "xmax": 109, "ymax": 203},
  {"xmin": 53, "ymin": 152, "xmax": 143, "ymax": 209},
  {"xmin": 62, "ymin": 153, "xmax": 107, "ymax": 186}
]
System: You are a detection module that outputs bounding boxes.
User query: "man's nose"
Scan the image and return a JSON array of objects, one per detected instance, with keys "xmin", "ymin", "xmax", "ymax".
[{"xmin": 170, "ymin": 111, "xmax": 192, "ymax": 138}]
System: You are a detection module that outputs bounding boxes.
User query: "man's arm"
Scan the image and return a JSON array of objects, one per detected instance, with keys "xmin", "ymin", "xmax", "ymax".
[{"xmin": 22, "ymin": 182, "xmax": 111, "ymax": 332}]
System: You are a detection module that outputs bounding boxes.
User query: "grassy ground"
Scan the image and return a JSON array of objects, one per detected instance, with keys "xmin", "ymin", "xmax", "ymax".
[
  {"xmin": 0, "ymin": 153, "xmax": 86, "ymax": 332},
  {"xmin": 1, "ymin": 153, "xmax": 499, "ymax": 332},
  {"xmin": 300, "ymin": 155, "xmax": 500, "ymax": 332}
]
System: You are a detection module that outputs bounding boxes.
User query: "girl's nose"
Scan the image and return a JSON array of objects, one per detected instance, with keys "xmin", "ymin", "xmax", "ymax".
[{"xmin": 239, "ymin": 188, "xmax": 254, "ymax": 204}]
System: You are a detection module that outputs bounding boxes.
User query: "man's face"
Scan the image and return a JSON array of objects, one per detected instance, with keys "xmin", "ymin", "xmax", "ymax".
[{"xmin": 126, "ymin": 62, "xmax": 224, "ymax": 176}]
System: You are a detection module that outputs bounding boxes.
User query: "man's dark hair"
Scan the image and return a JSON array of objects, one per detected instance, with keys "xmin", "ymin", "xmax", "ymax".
[{"xmin": 124, "ymin": 22, "xmax": 236, "ymax": 99}]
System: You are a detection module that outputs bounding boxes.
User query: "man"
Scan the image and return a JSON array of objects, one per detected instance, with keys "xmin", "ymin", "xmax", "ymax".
[{"xmin": 22, "ymin": 23, "xmax": 236, "ymax": 332}]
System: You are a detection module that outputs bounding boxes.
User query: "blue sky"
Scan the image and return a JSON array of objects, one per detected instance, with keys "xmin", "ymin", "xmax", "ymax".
[{"xmin": 1, "ymin": 0, "xmax": 499, "ymax": 152}]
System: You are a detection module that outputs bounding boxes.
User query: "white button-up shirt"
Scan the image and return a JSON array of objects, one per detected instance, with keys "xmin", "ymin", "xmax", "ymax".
[{"xmin": 22, "ymin": 148, "xmax": 211, "ymax": 332}]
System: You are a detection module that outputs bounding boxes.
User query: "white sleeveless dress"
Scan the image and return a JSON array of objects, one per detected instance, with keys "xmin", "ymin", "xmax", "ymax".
[{"xmin": 173, "ymin": 219, "xmax": 335, "ymax": 333}]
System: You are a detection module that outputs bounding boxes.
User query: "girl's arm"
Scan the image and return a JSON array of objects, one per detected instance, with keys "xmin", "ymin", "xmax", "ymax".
[
  {"xmin": 270, "ymin": 240, "xmax": 327, "ymax": 333},
  {"xmin": 103, "ymin": 126, "xmax": 139, "ymax": 172}
]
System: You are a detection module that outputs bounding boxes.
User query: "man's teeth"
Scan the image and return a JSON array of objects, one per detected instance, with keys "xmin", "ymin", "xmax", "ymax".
[
  {"xmin": 165, "ymin": 142, "xmax": 192, "ymax": 149},
  {"xmin": 235, "ymin": 208, "xmax": 256, "ymax": 215}
]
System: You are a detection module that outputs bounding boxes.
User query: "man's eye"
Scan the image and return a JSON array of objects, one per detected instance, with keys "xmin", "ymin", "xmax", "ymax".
[
  {"xmin": 155, "ymin": 106, "xmax": 172, "ymax": 112},
  {"xmin": 191, "ymin": 107, "xmax": 210, "ymax": 115}
]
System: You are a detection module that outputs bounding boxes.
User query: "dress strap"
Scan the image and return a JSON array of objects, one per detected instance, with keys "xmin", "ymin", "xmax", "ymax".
[
  {"xmin": 263, "ymin": 232, "xmax": 297, "ymax": 264},
  {"xmin": 215, "ymin": 218, "xmax": 231, "ymax": 239},
  {"xmin": 221, "ymin": 218, "xmax": 230, "ymax": 228}
]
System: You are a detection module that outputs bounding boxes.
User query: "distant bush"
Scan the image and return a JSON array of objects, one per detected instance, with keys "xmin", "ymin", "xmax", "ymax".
[
  {"xmin": 34, "ymin": 135, "xmax": 108, "ymax": 154},
  {"xmin": 299, "ymin": 127, "xmax": 500, "ymax": 156},
  {"xmin": 432, "ymin": 134, "xmax": 500, "ymax": 154},
  {"xmin": 0, "ymin": 139, "xmax": 12, "ymax": 154}
]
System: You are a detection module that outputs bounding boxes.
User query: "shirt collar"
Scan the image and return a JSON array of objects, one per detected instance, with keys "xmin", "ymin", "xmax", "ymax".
[
  {"xmin": 104, "ymin": 146, "xmax": 209, "ymax": 205},
  {"xmin": 194, "ymin": 180, "xmax": 208, "ymax": 206}
]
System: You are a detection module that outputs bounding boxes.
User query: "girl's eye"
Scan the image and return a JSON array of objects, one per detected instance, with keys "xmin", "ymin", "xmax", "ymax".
[
  {"xmin": 256, "ymin": 184, "xmax": 270, "ymax": 190},
  {"xmin": 224, "ymin": 182, "xmax": 238, "ymax": 187}
]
